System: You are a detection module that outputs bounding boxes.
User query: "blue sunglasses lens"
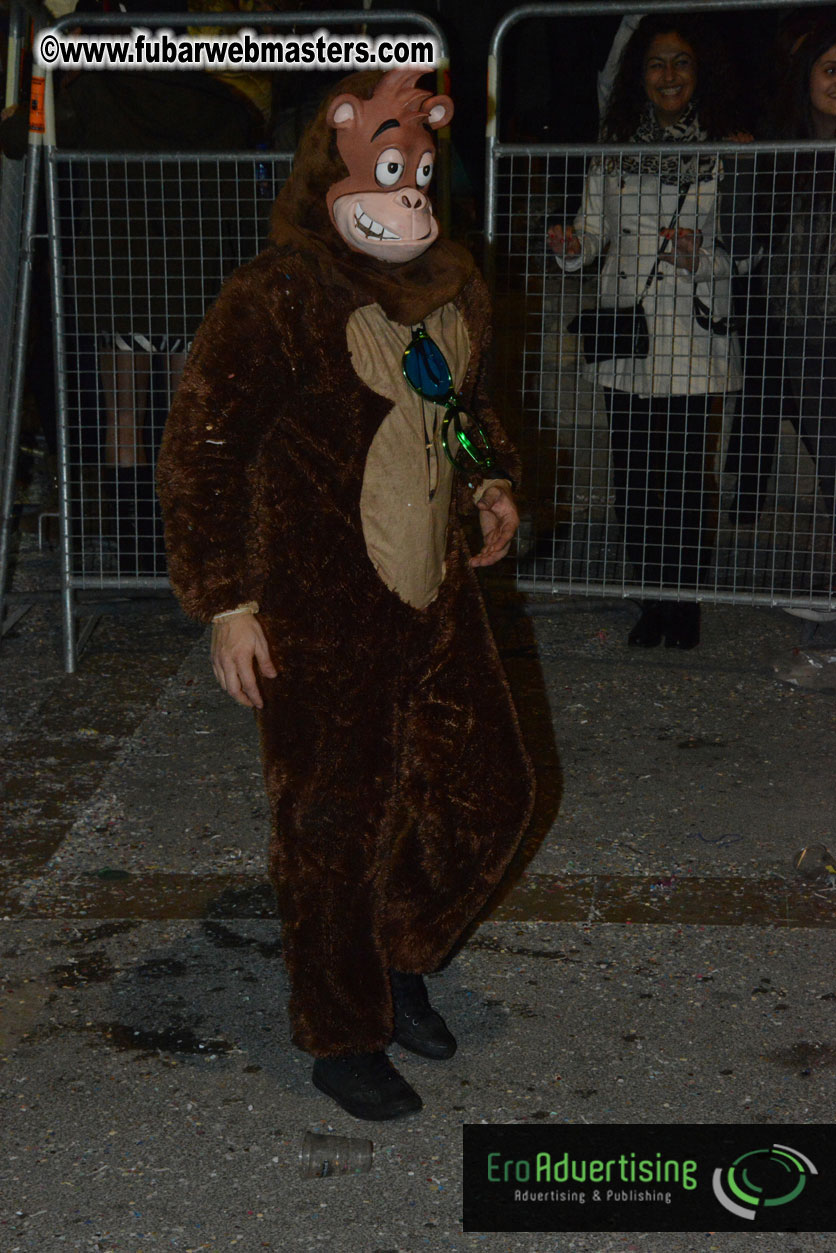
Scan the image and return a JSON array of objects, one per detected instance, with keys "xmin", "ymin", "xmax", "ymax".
[{"xmin": 403, "ymin": 332, "xmax": 453, "ymax": 402}]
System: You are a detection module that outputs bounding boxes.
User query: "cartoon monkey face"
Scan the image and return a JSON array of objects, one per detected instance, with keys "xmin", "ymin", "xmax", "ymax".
[{"xmin": 326, "ymin": 70, "xmax": 454, "ymax": 264}]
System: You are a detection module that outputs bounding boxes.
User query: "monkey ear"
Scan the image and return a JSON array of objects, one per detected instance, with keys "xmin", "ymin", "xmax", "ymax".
[
  {"xmin": 425, "ymin": 95, "xmax": 454, "ymax": 130},
  {"xmin": 327, "ymin": 95, "xmax": 360, "ymax": 130}
]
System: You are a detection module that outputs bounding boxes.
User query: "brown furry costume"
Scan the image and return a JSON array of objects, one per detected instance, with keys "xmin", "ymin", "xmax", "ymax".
[{"xmin": 157, "ymin": 71, "xmax": 534, "ymax": 1058}]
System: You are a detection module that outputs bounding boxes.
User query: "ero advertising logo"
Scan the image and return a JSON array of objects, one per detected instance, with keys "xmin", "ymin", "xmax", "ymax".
[
  {"xmin": 463, "ymin": 1125, "xmax": 835, "ymax": 1234},
  {"xmin": 712, "ymin": 1143, "xmax": 818, "ymax": 1221}
]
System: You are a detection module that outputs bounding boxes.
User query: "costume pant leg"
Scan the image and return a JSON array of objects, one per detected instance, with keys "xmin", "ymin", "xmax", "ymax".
[
  {"xmin": 258, "ymin": 645, "xmax": 402, "ymax": 1058},
  {"xmin": 257, "ymin": 554, "xmax": 533, "ymax": 1057},
  {"xmin": 376, "ymin": 538, "xmax": 535, "ymax": 974},
  {"xmin": 607, "ymin": 389, "xmax": 664, "ymax": 587}
]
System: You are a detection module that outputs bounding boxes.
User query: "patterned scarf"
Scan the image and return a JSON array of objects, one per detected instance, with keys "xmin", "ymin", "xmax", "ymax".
[{"xmin": 612, "ymin": 102, "xmax": 716, "ymax": 188}]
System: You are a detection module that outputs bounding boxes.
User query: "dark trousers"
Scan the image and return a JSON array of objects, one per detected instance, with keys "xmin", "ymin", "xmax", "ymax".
[
  {"xmin": 726, "ymin": 317, "xmax": 836, "ymax": 523},
  {"xmin": 724, "ymin": 292, "xmax": 787, "ymax": 522},
  {"xmin": 785, "ymin": 323, "xmax": 836, "ymax": 521},
  {"xmin": 607, "ymin": 389, "xmax": 713, "ymax": 590}
]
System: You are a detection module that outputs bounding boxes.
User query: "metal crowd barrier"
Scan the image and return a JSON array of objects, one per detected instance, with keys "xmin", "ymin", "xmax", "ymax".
[
  {"xmin": 487, "ymin": 1, "xmax": 836, "ymax": 612},
  {"xmin": 41, "ymin": 9, "xmax": 449, "ymax": 671},
  {"xmin": 0, "ymin": 0, "xmax": 51, "ymax": 639}
]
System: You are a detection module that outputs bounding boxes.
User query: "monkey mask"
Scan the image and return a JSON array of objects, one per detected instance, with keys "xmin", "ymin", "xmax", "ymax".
[
  {"xmin": 269, "ymin": 69, "xmax": 470, "ymax": 325},
  {"xmin": 326, "ymin": 70, "xmax": 453, "ymax": 263}
]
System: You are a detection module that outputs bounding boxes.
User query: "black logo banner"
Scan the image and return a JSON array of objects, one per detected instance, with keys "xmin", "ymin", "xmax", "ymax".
[{"xmin": 462, "ymin": 1124, "xmax": 836, "ymax": 1232}]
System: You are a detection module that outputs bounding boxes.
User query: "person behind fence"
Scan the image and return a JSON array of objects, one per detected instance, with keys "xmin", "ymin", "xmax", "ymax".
[
  {"xmin": 156, "ymin": 69, "xmax": 535, "ymax": 1121},
  {"xmin": 723, "ymin": 8, "xmax": 836, "ymax": 530},
  {"xmin": 759, "ymin": 21, "xmax": 836, "ymax": 528},
  {"xmin": 548, "ymin": 14, "xmax": 742, "ymax": 649},
  {"xmin": 759, "ymin": 20, "xmax": 836, "ymax": 690}
]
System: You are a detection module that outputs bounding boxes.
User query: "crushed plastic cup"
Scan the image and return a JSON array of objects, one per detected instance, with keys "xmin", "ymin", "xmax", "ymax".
[
  {"xmin": 298, "ymin": 1130, "xmax": 373, "ymax": 1178},
  {"xmin": 793, "ymin": 844, "xmax": 836, "ymax": 882}
]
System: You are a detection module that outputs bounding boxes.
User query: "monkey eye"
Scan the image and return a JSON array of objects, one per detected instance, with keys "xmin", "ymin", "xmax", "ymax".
[
  {"xmin": 375, "ymin": 147, "xmax": 405, "ymax": 187},
  {"xmin": 416, "ymin": 151, "xmax": 434, "ymax": 188}
]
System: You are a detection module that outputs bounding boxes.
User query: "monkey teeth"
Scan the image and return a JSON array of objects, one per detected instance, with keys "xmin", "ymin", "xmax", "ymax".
[{"xmin": 354, "ymin": 209, "xmax": 400, "ymax": 241}]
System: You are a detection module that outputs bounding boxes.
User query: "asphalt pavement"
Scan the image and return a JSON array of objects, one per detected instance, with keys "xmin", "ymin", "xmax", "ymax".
[{"xmin": 2, "ymin": 531, "xmax": 835, "ymax": 1253}]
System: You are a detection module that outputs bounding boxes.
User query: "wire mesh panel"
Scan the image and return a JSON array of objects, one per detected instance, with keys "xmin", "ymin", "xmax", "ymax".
[
  {"xmin": 492, "ymin": 140, "xmax": 836, "ymax": 612},
  {"xmin": 49, "ymin": 150, "xmax": 290, "ymax": 588}
]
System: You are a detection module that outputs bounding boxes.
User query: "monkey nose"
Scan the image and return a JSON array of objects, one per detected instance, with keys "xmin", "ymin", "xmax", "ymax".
[{"xmin": 395, "ymin": 189, "xmax": 427, "ymax": 210}]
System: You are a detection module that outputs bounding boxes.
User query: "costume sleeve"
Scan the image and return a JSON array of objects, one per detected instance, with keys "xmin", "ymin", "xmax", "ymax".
[
  {"xmin": 454, "ymin": 271, "xmax": 522, "ymax": 514},
  {"xmin": 156, "ymin": 261, "xmax": 282, "ymax": 622}
]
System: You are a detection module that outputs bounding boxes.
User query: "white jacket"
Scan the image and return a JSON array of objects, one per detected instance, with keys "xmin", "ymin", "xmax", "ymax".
[{"xmin": 559, "ymin": 163, "xmax": 742, "ymax": 397}]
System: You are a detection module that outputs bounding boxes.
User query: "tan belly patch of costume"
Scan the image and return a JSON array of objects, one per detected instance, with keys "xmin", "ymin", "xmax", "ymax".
[{"xmin": 347, "ymin": 302, "xmax": 470, "ymax": 609}]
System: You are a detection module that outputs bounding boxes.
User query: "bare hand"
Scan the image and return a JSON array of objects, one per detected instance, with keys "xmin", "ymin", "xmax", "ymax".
[
  {"xmin": 658, "ymin": 226, "xmax": 703, "ymax": 273},
  {"xmin": 211, "ymin": 613, "xmax": 277, "ymax": 709},
  {"xmin": 548, "ymin": 223, "xmax": 581, "ymax": 257},
  {"xmin": 470, "ymin": 483, "xmax": 519, "ymax": 568}
]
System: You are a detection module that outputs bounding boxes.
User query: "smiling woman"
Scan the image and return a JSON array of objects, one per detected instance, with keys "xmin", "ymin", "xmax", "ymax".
[
  {"xmin": 601, "ymin": 13, "xmax": 740, "ymax": 143},
  {"xmin": 760, "ymin": 23, "xmax": 836, "ymax": 588},
  {"xmin": 548, "ymin": 14, "xmax": 745, "ymax": 648},
  {"xmin": 809, "ymin": 39, "xmax": 836, "ymax": 137},
  {"xmin": 642, "ymin": 32, "xmax": 698, "ymax": 128}
]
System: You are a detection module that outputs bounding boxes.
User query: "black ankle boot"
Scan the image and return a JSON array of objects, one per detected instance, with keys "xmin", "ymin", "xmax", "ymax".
[
  {"xmin": 391, "ymin": 970, "xmax": 457, "ymax": 1060},
  {"xmin": 664, "ymin": 602, "xmax": 701, "ymax": 650},
  {"xmin": 628, "ymin": 600, "xmax": 664, "ymax": 647},
  {"xmin": 311, "ymin": 1051, "xmax": 422, "ymax": 1121}
]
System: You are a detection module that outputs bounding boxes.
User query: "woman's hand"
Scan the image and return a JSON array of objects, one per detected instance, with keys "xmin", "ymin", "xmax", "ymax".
[
  {"xmin": 211, "ymin": 612, "xmax": 278, "ymax": 709},
  {"xmin": 548, "ymin": 224, "xmax": 581, "ymax": 257},
  {"xmin": 658, "ymin": 226, "xmax": 703, "ymax": 273}
]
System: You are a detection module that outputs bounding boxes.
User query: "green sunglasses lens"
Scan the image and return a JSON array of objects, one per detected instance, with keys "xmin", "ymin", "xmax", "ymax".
[{"xmin": 442, "ymin": 408, "xmax": 496, "ymax": 473}]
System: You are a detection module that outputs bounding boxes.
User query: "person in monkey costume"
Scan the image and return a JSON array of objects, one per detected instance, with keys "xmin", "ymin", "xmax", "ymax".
[{"xmin": 156, "ymin": 68, "xmax": 535, "ymax": 1121}]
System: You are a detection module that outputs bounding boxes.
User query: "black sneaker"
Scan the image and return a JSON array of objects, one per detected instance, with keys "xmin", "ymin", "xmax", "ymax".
[
  {"xmin": 311, "ymin": 1052, "xmax": 423, "ymax": 1121},
  {"xmin": 391, "ymin": 971, "xmax": 457, "ymax": 1060}
]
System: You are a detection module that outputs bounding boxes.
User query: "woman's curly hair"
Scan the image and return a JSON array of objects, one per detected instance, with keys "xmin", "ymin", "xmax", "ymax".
[{"xmin": 602, "ymin": 12, "xmax": 741, "ymax": 141}]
